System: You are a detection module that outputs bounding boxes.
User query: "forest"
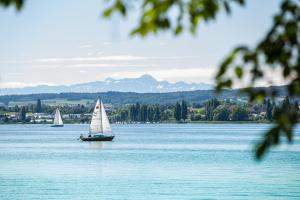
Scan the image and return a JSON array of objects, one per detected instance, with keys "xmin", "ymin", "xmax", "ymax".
[
  {"xmin": 0, "ymin": 85, "xmax": 289, "ymax": 106},
  {"xmin": 0, "ymin": 96, "xmax": 298, "ymax": 124}
]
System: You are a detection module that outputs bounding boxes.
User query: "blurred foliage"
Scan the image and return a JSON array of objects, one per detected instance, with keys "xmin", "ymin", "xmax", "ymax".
[
  {"xmin": 215, "ymin": 0, "xmax": 300, "ymax": 159},
  {"xmin": 103, "ymin": 0, "xmax": 245, "ymax": 36},
  {"xmin": 1, "ymin": 0, "xmax": 300, "ymax": 159},
  {"xmin": 0, "ymin": 0, "xmax": 24, "ymax": 10}
]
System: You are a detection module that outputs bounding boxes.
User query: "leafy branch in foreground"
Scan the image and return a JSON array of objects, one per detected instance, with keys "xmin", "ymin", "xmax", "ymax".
[
  {"xmin": 102, "ymin": 0, "xmax": 245, "ymax": 36},
  {"xmin": 215, "ymin": 0, "xmax": 300, "ymax": 159},
  {"xmin": 0, "ymin": 0, "xmax": 23, "ymax": 10}
]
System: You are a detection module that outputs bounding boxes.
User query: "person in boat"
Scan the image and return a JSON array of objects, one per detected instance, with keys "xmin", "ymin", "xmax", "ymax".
[
  {"xmin": 88, "ymin": 134, "xmax": 91, "ymax": 137},
  {"xmin": 80, "ymin": 134, "xmax": 83, "ymax": 139}
]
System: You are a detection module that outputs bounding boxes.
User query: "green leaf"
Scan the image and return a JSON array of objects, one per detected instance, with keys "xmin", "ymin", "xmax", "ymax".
[
  {"xmin": 223, "ymin": 1, "xmax": 231, "ymax": 14},
  {"xmin": 175, "ymin": 25, "xmax": 183, "ymax": 35},
  {"xmin": 103, "ymin": 8, "xmax": 114, "ymax": 17},
  {"xmin": 234, "ymin": 66, "xmax": 243, "ymax": 79}
]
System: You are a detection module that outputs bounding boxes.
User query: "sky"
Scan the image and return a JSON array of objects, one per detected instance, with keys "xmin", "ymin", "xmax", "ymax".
[{"xmin": 0, "ymin": 0, "xmax": 282, "ymax": 88}]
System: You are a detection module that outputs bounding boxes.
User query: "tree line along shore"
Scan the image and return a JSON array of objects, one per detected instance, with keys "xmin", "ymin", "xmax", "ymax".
[{"xmin": 0, "ymin": 96, "xmax": 299, "ymax": 124}]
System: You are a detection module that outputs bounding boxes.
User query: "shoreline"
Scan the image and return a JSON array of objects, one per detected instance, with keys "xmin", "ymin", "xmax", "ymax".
[{"xmin": 0, "ymin": 121, "xmax": 276, "ymax": 125}]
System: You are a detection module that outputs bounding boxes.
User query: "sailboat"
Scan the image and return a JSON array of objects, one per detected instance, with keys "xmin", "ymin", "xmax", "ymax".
[
  {"xmin": 52, "ymin": 108, "xmax": 64, "ymax": 127},
  {"xmin": 80, "ymin": 98, "xmax": 114, "ymax": 141}
]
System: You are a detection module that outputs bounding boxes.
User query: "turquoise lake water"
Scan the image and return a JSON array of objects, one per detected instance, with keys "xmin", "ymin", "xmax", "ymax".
[{"xmin": 0, "ymin": 124, "xmax": 300, "ymax": 199}]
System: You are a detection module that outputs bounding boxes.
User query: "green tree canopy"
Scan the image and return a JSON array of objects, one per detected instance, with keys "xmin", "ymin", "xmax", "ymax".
[
  {"xmin": 20, "ymin": 106, "xmax": 26, "ymax": 122},
  {"xmin": 213, "ymin": 105, "xmax": 230, "ymax": 121},
  {"xmin": 230, "ymin": 106, "xmax": 248, "ymax": 121},
  {"xmin": 174, "ymin": 102, "xmax": 182, "ymax": 121},
  {"xmin": 36, "ymin": 99, "xmax": 42, "ymax": 113},
  {"xmin": 205, "ymin": 98, "xmax": 220, "ymax": 121},
  {"xmin": 181, "ymin": 100, "xmax": 188, "ymax": 122}
]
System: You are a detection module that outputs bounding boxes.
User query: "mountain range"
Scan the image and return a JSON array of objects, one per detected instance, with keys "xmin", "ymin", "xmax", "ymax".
[
  {"xmin": 0, "ymin": 74, "xmax": 213, "ymax": 95},
  {"xmin": 0, "ymin": 85, "xmax": 289, "ymax": 106}
]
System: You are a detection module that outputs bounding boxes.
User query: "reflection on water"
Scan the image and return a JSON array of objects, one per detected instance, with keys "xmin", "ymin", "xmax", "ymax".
[
  {"xmin": 0, "ymin": 124, "xmax": 300, "ymax": 199},
  {"xmin": 87, "ymin": 141, "xmax": 113, "ymax": 149}
]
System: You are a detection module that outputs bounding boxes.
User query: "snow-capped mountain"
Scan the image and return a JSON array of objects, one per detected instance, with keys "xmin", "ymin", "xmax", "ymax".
[{"xmin": 0, "ymin": 75, "xmax": 213, "ymax": 95}]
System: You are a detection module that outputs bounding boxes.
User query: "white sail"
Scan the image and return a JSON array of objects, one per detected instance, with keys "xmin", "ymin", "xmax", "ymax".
[
  {"xmin": 89, "ymin": 99, "xmax": 112, "ymax": 134},
  {"xmin": 89, "ymin": 99, "xmax": 102, "ymax": 134},
  {"xmin": 53, "ymin": 108, "xmax": 63, "ymax": 125},
  {"xmin": 100, "ymin": 100, "xmax": 112, "ymax": 132}
]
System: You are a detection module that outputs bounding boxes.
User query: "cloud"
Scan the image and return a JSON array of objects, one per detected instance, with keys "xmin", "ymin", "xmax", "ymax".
[
  {"xmin": 108, "ymin": 67, "xmax": 216, "ymax": 83},
  {"xmin": 0, "ymin": 82, "xmax": 56, "ymax": 88},
  {"xmin": 34, "ymin": 55, "xmax": 148, "ymax": 63},
  {"xmin": 159, "ymin": 42, "xmax": 167, "ymax": 46},
  {"xmin": 32, "ymin": 63, "xmax": 159, "ymax": 70},
  {"xmin": 0, "ymin": 55, "xmax": 200, "ymax": 65},
  {"xmin": 79, "ymin": 44, "xmax": 93, "ymax": 49},
  {"xmin": 68, "ymin": 63, "xmax": 150, "ymax": 68},
  {"xmin": 102, "ymin": 42, "xmax": 111, "ymax": 46},
  {"xmin": 87, "ymin": 52, "xmax": 95, "ymax": 56},
  {"xmin": 0, "ymin": 53, "xmax": 217, "ymax": 86}
]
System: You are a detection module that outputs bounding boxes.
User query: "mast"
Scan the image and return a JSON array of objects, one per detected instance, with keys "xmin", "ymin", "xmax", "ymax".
[
  {"xmin": 54, "ymin": 108, "xmax": 58, "ymax": 125},
  {"xmin": 100, "ymin": 100, "xmax": 103, "ymax": 133}
]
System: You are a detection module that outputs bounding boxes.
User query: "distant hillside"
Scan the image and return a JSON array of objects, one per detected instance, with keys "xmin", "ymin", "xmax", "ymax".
[
  {"xmin": 0, "ymin": 74, "xmax": 213, "ymax": 95},
  {"xmin": 0, "ymin": 85, "xmax": 288, "ymax": 106}
]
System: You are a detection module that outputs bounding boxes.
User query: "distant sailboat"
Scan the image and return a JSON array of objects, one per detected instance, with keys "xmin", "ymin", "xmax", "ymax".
[
  {"xmin": 80, "ymin": 98, "xmax": 114, "ymax": 141},
  {"xmin": 52, "ymin": 108, "xmax": 64, "ymax": 127}
]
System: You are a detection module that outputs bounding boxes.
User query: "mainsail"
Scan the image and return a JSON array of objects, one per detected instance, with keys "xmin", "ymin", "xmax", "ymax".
[
  {"xmin": 53, "ymin": 108, "xmax": 63, "ymax": 125},
  {"xmin": 89, "ymin": 99, "xmax": 112, "ymax": 134},
  {"xmin": 101, "ymin": 100, "xmax": 112, "ymax": 132}
]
